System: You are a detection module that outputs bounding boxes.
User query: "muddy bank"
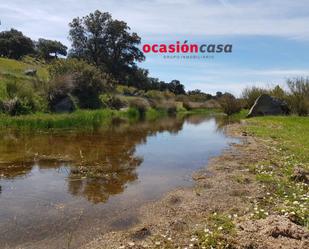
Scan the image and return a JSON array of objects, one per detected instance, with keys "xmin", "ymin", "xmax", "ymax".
[{"xmin": 82, "ymin": 122, "xmax": 309, "ymax": 249}]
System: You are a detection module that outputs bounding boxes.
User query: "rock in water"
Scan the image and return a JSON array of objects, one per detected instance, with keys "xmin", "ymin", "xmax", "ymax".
[{"xmin": 247, "ymin": 94, "xmax": 290, "ymax": 117}]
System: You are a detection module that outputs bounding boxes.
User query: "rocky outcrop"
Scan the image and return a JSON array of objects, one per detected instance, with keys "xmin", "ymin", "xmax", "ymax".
[{"xmin": 247, "ymin": 94, "xmax": 290, "ymax": 117}]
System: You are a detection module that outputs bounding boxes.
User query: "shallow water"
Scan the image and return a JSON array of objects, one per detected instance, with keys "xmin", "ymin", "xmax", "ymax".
[{"xmin": 0, "ymin": 115, "xmax": 237, "ymax": 248}]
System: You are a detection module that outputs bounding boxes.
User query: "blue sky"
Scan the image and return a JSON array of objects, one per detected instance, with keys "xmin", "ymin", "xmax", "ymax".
[{"xmin": 1, "ymin": 0, "xmax": 309, "ymax": 95}]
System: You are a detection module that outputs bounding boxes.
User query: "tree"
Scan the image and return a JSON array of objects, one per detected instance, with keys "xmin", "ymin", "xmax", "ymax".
[
  {"xmin": 0, "ymin": 29, "xmax": 34, "ymax": 59},
  {"xmin": 216, "ymin": 91, "xmax": 223, "ymax": 98},
  {"xmin": 168, "ymin": 80, "xmax": 186, "ymax": 95},
  {"xmin": 68, "ymin": 10, "xmax": 145, "ymax": 82},
  {"xmin": 37, "ymin": 39, "xmax": 67, "ymax": 60}
]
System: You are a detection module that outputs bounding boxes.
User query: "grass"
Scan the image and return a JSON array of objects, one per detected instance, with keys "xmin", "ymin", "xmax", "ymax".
[
  {"xmin": 0, "ymin": 57, "xmax": 49, "ymax": 81},
  {"xmin": 145, "ymin": 108, "xmax": 168, "ymax": 121},
  {"xmin": 194, "ymin": 114, "xmax": 309, "ymax": 248},
  {"xmin": 241, "ymin": 115, "xmax": 309, "ymax": 228},
  {"xmin": 195, "ymin": 213, "xmax": 236, "ymax": 249},
  {"xmin": 0, "ymin": 107, "xmax": 171, "ymax": 131},
  {"xmin": 0, "ymin": 109, "xmax": 127, "ymax": 130},
  {"xmin": 245, "ymin": 115, "xmax": 309, "ymax": 162}
]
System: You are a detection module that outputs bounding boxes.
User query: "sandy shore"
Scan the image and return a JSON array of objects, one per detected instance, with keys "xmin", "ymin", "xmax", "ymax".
[{"xmin": 82, "ymin": 122, "xmax": 309, "ymax": 249}]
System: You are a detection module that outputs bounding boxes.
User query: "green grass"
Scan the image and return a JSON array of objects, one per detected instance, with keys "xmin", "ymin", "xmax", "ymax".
[
  {"xmin": 230, "ymin": 109, "xmax": 248, "ymax": 120},
  {"xmin": 145, "ymin": 108, "xmax": 168, "ymax": 120},
  {"xmin": 241, "ymin": 115, "xmax": 309, "ymax": 228},
  {"xmin": 0, "ymin": 57, "xmax": 48, "ymax": 81},
  {"xmin": 0, "ymin": 107, "xmax": 172, "ymax": 131},
  {"xmin": 245, "ymin": 116, "xmax": 309, "ymax": 162},
  {"xmin": 0, "ymin": 109, "xmax": 128, "ymax": 130},
  {"xmin": 195, "ymin": 213, "xmax": 235, "ymax": 248}
]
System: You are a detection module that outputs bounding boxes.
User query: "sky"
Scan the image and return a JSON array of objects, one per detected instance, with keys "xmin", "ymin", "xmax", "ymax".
[{"xmin": 1, "ymin": 0, "xmax": 309, "ymax": 95}]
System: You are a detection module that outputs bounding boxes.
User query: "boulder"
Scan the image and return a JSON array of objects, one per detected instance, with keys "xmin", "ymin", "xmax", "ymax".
[
  {"xmin": 247, "ymin": 94, "xmax": 290, "ymax": 118},
  {"xmin": 51, "ymin": 96, "xmax": 76, "ymax": 113},
  {"xmin": 24, "ymin": 69, "xmax": 37, "ymax": 76}
]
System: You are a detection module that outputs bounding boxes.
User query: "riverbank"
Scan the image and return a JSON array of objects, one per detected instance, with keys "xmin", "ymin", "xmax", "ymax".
[
  {"xmin": 0, "ymin": 108, "xmax": 220, "ymax": 131},
  {"xmin": 82, "ymin": 115, "xmax": 309, "ymax": 249}
]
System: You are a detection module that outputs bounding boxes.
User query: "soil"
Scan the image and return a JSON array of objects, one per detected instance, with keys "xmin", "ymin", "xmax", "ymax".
[{"xmin": 81, "ymin": 122, "xmax": 309, "ymax": 249}]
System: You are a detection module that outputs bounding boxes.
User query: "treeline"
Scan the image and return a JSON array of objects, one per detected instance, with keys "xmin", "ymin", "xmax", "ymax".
[
  {"xmin": 0, "ymin": 29, "xmax": 67, "ymax": 60},
  {"xmin": 0, "ymin": 10, "xmax": 225, "ymax": 116},
  {"xmin": 0, "ymin": 10, "xmax": 307, "ymax": 117},
  {"xmin": 241, "ymin": 80, "xmax": 309, "ymax": 116},
  {"xmin": 0, "ymin": 10, "xmax": 187, "ymax": 94}
]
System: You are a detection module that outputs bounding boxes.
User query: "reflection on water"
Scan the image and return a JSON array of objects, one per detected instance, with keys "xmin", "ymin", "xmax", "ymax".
[{"xmin": 0, "ymin": 114, "xmax": 238, "ymax": 249}]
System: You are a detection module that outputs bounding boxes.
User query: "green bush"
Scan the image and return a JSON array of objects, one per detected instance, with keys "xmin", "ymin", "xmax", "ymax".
[
  {"xmin": 144, "ymin": 90, "xmax": 164, "ymax": 100},
  {"xmin": 219, "ymin": 93, "xmax": 241, "ymax": 116},
  {"xmin": 287, "ymin": 78, "xmax": 309, "ymax": 116},
  {"xmin": 241, "ymin": 86, "xmax": 268, "ymax": 108},
  {"xmin": 128, "ymin": 97, "xmax": 150, "ymax": 116},
  {"xmin": 144, "ymin": 90, "xmax": 175, "ymax": 100},
  {"xmin": 48, "ymin": 59, "xmax": 115, "ymax": 109},
  {"xmin": 0, "ymin": 78, "xmax": 47, "ymax": 115},
  {"xmin": 100, "ymin": 94, "xmax": 127, "ymax": 110},
  {"xmin": 115, "ymin": 85, "xmax": 138, "ymax": 96},
  {"xmin": 183, "ymin": 101, "xmax": 192, "ymax": 111},
  {"xmin": 175, "ymin": 94, "xmax": 189, "ymax": 102}
]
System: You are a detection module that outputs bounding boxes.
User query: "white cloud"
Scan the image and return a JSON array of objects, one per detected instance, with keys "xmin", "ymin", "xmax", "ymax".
[
  {"xmin": 1, "ymin": 0, "xmax": 309, "ymax": 43},
  {"xmin": 1, "ymin": 0, "xmax": 309, "ymax": 94}
]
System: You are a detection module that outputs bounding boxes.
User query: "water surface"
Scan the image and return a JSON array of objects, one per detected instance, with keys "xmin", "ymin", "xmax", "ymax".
[{"xmin": 0, "ymin": 115, "xmax": 237, "ymax": 249}]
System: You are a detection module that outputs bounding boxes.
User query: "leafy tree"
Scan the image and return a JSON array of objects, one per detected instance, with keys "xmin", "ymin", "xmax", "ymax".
[
  {"xmin": 126, "ymin": 66, "xmax": 150, "ymax": 90},
  {"xmin": 216, "ymin": 91, "xmax": 223, "ymax": 98},
  {"xmin": 37, "ymin": 39, "xmax": 67, "ymax": 60},
  {"xmin": 168, "ymin": 80, "xmax": 186, "ymax": 95},
  {"xmin": 68, "ymin": 10, "xmax": 145, "ymax": 82},
  {"xmin": 0, "ymin": 29, "xmax": 35, "ymax": 59}
]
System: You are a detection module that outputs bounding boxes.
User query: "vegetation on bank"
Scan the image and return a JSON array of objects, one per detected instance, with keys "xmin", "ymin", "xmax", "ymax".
[
  {"xmin": 0, "ymin": 107, "xmax": 222, "ymax": 131},
  {"xmin": 244, "ymin": 116, "xmax": 309, "ymax": 227},
  {"xmin": 4, "ymin": 9, "xmax": 299, "ymax": 121},
  {"xmin": 0, "ymin": 108, "xmax": 151, "ymax": 130},
  {"xmin": 173, "ymin": 115, "xmax": 308, "ymax": 249}
]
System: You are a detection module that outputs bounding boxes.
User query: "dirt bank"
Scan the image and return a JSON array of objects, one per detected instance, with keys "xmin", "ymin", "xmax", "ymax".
[{"xmin": 82, "ymin": 122, "xmax": 309, "ymax": 249}]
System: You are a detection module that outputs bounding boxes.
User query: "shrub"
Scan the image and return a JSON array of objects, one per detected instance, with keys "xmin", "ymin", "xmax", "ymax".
[
  {"xmin": 270, "ymin": 85, "xmax": 287, "ymax": 100},
  {"xmin": 175, "ymin": 94, "xmax": 189, "ymax": 102},
  {"xmin": 144, "ymin": 90, "xmax": 164, "ymax": 100},
  {"xmin": 0, "ymin": 96, "xmax": 45, "ymax": 116},
  {"xmin": 128, "ymin": 97, "xmax": 150, "ymax": 116},
  {"xmin": 48, "ymin": 59, "xmax": 115, "ymax": 109},
  {"xmin": 116, "ymin": 85, "xmax": 138, "ymax": 96},
  {"xmin": 100, "ymin": 94, "xmax": 127, "ymax": 110},
  {"xmin": 1, "ymin": 78, "xmax": 47, "ymax": 115},
  {"xmin": 183, "ymin": 101, "xmax": 192, "ymax": 110},
  {"xmin": 47, "ymin": 74, "xmax": 75, "ymax": 109},
  {"xmin": 241, "ymin": 86, "xmax": 268, "ymax": 108},
  {"xmin": 219, "ymin": 93, "xmax": 241, "ymax": 116},
  {"xmin": 287, "ymin": 78, "xmax": 309, "ymax": 116},
  {"xmin": 155, "ymin": 100, "xmax": 177, "ymax": 114}
]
